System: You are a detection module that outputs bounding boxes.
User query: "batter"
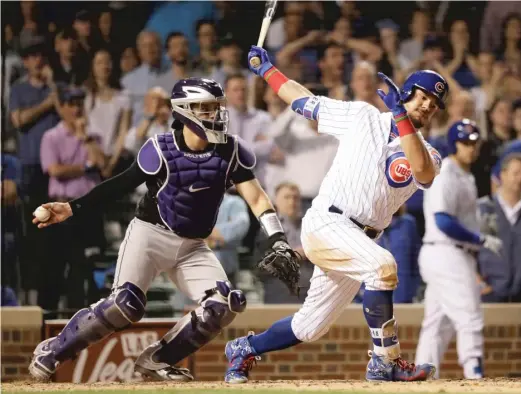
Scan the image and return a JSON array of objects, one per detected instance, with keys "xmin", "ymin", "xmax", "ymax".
[
  {"xmin": 29, "ymin": 78, "xmax": 299, "ymax": 382},
  {"xmin": 416, "ymin": 120, "xmax": 502, "ymax": 379},
  {"xmin": 224, "ymin": 45, "xmax": 448, "ymax": 383}
]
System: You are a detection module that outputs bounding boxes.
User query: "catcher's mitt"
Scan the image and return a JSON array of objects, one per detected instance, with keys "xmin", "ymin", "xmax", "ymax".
[{"xmin": 257, "ymin": 240, "xmax": 301, "ymax": 296}]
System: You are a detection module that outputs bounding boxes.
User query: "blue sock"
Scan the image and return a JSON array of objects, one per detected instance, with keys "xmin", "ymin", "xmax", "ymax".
[
  {"xmin": 248, "ymin": 315, "xmax": 301, "ymax": 355},
  {"xmin": 363, "ymin": 290, "xmax": 395, "ymax": 347}
]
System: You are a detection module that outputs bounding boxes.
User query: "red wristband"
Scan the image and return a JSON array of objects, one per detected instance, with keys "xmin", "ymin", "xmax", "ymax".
[
  {"xmin": 394, "ymin": 113, "xmax": 416, "ymax": 137},
  {"xmin": 264, "ymin": 66, "xmax": 289, "ymax": 94}
]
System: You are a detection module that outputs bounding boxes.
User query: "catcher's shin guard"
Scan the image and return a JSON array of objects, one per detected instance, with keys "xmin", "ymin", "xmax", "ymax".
[{"xmin": 135, "ymin": 280, "xmax": 245, "ymax": 371}]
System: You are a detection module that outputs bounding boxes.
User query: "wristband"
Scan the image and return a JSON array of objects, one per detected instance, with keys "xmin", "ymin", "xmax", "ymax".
[
  {"xmin": 393, "ymin": 113, "xmax": 416, "ymax": 137},
  {"xmin": 264, "ymin": 66, "xmax": 289, "ymax": 94},
  {"xmin": 259, "ymin": 209, "xmax": 284, "ymax": 237}
]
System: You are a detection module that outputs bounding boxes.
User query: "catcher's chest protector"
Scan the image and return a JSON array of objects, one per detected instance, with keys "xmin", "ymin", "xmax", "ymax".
[{"xmin": 140, "ymin": 132, "xmax": 235, "ymax": 238}]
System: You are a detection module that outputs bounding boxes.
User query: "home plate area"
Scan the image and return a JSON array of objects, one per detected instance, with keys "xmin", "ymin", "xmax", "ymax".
[{"xmin": 3, "ymin": 378, "xmax": 521, "ymax": 394}]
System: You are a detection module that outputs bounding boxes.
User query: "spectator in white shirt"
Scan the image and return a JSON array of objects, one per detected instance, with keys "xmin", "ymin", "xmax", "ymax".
[
  {"xmin": 84, "ymin": 49, "xmax": 132, "ymax": 178},
  {"xmin": 224, "ymin": 73, "xmax": 281, "ymax": 187},
  {"xmin": 399, "ymin": 9, "xmax": 431, "ymax": 66}
]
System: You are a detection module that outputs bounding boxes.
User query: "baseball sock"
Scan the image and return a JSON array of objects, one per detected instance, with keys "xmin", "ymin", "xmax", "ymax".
[
  {"xmin": 248, "ymin": 315, "xmax": 301, "ymax": 355},
  {"xmin": 363, "ymin": 290, "xmax": 400, "ymax": 359}
]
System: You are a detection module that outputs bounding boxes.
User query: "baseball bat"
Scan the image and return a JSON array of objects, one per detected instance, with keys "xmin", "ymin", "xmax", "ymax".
[{"xmin": 250, "ymin": 0, "xmax": 278, "ymax": 68}]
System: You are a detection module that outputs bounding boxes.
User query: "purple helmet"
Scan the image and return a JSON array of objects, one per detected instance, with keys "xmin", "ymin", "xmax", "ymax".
[{"xmin": 170, "ymin": 78, "xmax": 229, "ymax": 144}]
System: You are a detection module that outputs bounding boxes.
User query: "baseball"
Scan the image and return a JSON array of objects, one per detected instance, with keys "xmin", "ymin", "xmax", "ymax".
[{"xmin": 34, "ymin": 206, "xmax": 51, "ymax": 222}]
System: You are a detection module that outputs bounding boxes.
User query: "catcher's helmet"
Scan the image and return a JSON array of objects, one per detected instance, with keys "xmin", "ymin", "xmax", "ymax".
[
  {"xmin": 171, "ymin": 78, "xmax": 229, "ymax": 144},
  {"xmin": 401, "ymin": 70, "xmax": 449, "ymax": 109},
  {"xmin": 447, "ymin": 118, "xmax": 480, "ymax": 155}
]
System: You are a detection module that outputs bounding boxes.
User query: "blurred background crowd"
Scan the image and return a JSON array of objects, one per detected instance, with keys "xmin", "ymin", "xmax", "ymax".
[{"xmin": 1, "ymin": 1, "xmax": 521, "ymax": 318}]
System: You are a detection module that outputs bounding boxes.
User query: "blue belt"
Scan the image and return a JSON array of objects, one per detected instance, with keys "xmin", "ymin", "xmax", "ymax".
[{"xmin": 328, "ymin": 205, "xmax": 381, "ymax": 239}]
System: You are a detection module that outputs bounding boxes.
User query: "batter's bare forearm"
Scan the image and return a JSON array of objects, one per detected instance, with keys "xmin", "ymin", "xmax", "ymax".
[
  {"xmin": 276, "ymin": 80, "xmax": 314, "ymax": 106},
  {"xmin": 400, "ymin": 134, "xmax": 435, "ymax": 183}
]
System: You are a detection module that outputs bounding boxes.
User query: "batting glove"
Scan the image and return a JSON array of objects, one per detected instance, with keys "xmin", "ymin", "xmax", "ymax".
[
  {"xmin": 481, "ymin": 234, "xmax": 502, "ymax": 255},
  {"xmin": 376, "ymin": 72, "xmax": 406, "ymax": 116},
  {"xmin": 247, "ymin": 45, "xmax": 273, "ymax": 78}
]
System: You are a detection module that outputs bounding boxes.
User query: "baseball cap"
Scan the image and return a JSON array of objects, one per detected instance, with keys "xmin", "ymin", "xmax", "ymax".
[
  {"xmin": 19, "ymin": 36, "xmax": 46, "ymax": 58},
  {"xmin": 376, "ymin": 19, "xmax": 399, "ymax": 32},
  {"xmin": 58, "ymin": 85, "xmax": 86, "ymax": 104},
  {"xmin": 75, "ymin": 9, "xmax": 91, "ymax": 22},
  {"xmin": 423, "ymin": 35, "xmax": 445, "ymax": 50}
]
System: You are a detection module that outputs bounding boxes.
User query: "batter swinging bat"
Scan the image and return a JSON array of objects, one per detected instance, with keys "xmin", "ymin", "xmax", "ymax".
[{"xmin": 250, "ymin": 0, "xmax": 278, "ymax": 68}]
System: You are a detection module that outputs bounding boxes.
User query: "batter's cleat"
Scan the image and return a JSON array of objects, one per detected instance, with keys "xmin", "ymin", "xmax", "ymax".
[
  {"xmin": 224, "ymin": 331, "xmax": 261, "ymax": 384},
  {"xmin": 29, "ymin": 337, "xmax": 59, "ymax": 381},
  {"xmin": 366, "ymin": 351, "xmax": 436, "ymax": 382},
  {"xmin": 134, "ymin": 365, "xmax": 194, "ymax": 381}
]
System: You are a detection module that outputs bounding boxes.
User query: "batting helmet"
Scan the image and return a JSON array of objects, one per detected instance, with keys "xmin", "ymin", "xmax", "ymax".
[
  {"xmin": 401, "ymin": 70, "xmax": 449, "ymax": 109},
  {"xmin": 447, "ymin": 119, "xmax": 480, "ymax": 155},
  {"xmin": 170, "ymin": 78, "xmax": 229, "ymax": 144}
]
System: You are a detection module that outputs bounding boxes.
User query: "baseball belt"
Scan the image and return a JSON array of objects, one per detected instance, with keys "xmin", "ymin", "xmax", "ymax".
[{"xmin": 328, "ymin": 205, "xmax": 382, "ymax": 239}]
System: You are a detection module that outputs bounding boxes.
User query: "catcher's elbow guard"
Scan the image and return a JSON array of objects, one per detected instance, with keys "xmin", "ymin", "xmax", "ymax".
[{"xmin": 259, "ymin": 209, "xmax": 285, "ymax": 238}]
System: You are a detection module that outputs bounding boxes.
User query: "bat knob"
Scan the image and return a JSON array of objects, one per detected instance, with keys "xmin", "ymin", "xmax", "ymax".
[{"xmin": 250, "ymin": 56, "xmax": 261, "ymax": 68}]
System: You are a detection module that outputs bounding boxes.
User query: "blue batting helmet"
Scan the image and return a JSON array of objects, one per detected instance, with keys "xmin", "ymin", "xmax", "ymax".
[
  {"xmin": 447, "ymin": 119, "xmax": 480, "ymax": 155},
  {"xmin": 401, "ymin": 70, "xmax": 449, "ymax": 109}
]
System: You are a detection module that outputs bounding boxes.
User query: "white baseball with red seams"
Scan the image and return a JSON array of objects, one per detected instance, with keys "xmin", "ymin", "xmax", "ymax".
[{"xmin": 289, "ymin": 96, "xmax": 442, "ymax": 343}]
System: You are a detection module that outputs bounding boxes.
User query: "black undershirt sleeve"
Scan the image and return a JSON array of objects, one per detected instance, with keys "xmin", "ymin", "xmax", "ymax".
[{"xmin": 70, "ymin": 160, "xmax": 150, "ymax": 215}]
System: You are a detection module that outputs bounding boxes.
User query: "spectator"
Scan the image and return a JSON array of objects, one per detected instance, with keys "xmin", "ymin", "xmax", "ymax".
[
  {"xmin": 2, "ymin": 43, "xmax": 25, "ymax": 112},
  {"xmin": 514, "ymin": 99, "xmax": 521, "ymax": 139},
  {"xmin": 429, "ymin": 90, "xmax": 476, "ymax": 141},
  {"xmin": 255, "ymin": 182, "xmax": 312, "ymax": 303},
  {"xmin": 39, "ymin": 86, "xmax": 106, "ymax": 315},
  {"xmin": 310, "ymin": 42, "xmax": 347, "ymax": 95},
  {"xmin": 73, "ymin": 10, "xmax": 98, "ymax": 75},
  {"xmin": 121, "ymin": 31, "xmax": 168, "ymax": 127},
  {"xmin": 496, "ymin": 13, "xmax": 521, "ymax": 64},
  {"xmin": 377, "ymin": 205, "xmax": 421, "ymax": 303},
  {"xmin": 125, "ymin": 87, "xmax": 170, "ymax": 155},
  {"xmin": 2, "ymin": 153, "xmax": 22, "ymax": 294},
  {"xmin": 376, "ymin": 19, "xmax": 409, "ymax": 84},
  {"xmin": 349, "ymin": 61, "xmax": 387, "ymax": 112},
  {"xmin": 478, "ymin": 153, "xmax": 521, "ymax": 302},
  {"xmin": 399, "ymin": 9, "xmax": 431, "ymax": 66},
  {"xmin": 9, "ymin": 37, "xmax": 60, "ymax": 299},
  {"xmin": 193, "ymin": 19, "xmax": 219, "ymax": 76},
  {"xmin": 96, "ymin": 7, "xmax": 122, "ymax": 63},
  {"xmin": 119, "ymin": 46, "xmax": 140, "ymax": 78},
  {"xmin": 155, "ymin": 32, "xmax": 203, "ymax": 93},
  {"xmin": 469, "ymin": 53, "xmax": 504, "ymax": 115},
  {"xmin": 473, "ymin": 99, "xmax": 515, "ymax": 197},
  {"xmin": 7, "ymin": 1, "xmax": 47, "ymax": 53},
  {"xmin": 145, "ymin": 1, "xmax": 216, "ymax": 55},
  {"xmin": 209, "ymin": 36, "xmax": 249, "ymax": 88},
  {"xmin": 84, "ymin": 49, "xmax": 132, "ymax": 179},
  {"xmin": 49, "ymin": 28, "xmax": 87, "ymax": 86},
  {"xmin": 445, "ymin": 19, "xmax": 479, "ymax": 89},
  {"xmin": 207, "ymin": 191, "xmax": 250, "ymax": 284},
  {"xmin": 263, "ymin": 87, "xmax": 338, "ymax": 211},
  {"xmin": 480, "ymin": 2, "xmax": 521, "ymax": 53},
  {"xmin": 265, "ymin": 2, "xmax": 302, "ymax": 51},
  {"xmin": 224, "ymin": 73, "xmax": 277, "ymax": 187}
]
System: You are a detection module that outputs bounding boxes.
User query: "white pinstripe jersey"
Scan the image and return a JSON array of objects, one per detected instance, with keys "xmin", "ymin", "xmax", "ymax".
[
  {"xmin": 423, "ymin": 157, "xmax": 480, "ymax": 246},
  {"xmin": 309, "ymin": 96, "xmax": 442, "ymax": 230}
]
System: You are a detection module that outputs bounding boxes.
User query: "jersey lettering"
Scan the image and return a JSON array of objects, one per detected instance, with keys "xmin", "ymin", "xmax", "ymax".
[{"xmin": 385, "ymin": 152, "xmax": 413, "ymax": 188}]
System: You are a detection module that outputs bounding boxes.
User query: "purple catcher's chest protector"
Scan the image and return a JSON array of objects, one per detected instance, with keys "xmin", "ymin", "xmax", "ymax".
[{"xmin": 137, "ymin": 132, "xmax": 237, "ymax": 238}]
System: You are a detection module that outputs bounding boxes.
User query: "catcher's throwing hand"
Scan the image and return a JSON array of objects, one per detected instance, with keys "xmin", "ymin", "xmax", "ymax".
[
  {"xmin": 32, "ymin": 202, "xmax": 73, "ymax": 228},
  {"xmin": 257, "ymin": 236, "xmax": 301, "ymax": 296}
]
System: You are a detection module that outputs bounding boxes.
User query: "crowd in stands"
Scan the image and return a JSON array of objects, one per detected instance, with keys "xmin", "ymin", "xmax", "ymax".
[{"xmin": 2, "ymin": 1, "xmax": 521, "ymax": 315}]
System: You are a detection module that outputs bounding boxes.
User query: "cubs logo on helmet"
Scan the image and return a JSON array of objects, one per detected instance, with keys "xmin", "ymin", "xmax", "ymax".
[{"xmin": 385, "ymin": 152, "xmax": 413, "ymax": 188}]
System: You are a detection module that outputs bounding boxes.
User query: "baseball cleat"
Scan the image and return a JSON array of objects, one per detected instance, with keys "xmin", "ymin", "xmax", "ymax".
[
  {"xmin": 224, "ymin": 331, "xmax": 260, "ymax": 384},
  {"xmin": 29, "ymin": 337, "xmax": 59, "ymax": 381},
  {"xmin": 134, "ymin": 365, "xmax": 194, "ymax": 381},
  {"xmin": 366, "ymin": 351, "xmax": 436, "ymax": 382}
]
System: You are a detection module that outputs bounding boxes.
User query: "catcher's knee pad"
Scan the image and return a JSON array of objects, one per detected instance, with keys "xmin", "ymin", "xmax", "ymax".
[
  {"xmin": 151, "ymin": 281, "xmax": 245, "ymax": 366},
  {"xmin": 54, "ymin": 282, "xmax": 146, "ymax": 362}
]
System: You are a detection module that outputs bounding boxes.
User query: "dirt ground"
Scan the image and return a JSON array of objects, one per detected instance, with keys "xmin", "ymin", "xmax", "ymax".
[{"xmin": 3, "ymin": 378, "xmax": 521, "ymax": 393}]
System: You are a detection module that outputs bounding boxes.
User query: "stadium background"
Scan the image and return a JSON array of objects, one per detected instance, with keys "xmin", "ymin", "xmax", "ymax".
[{"xmin": 1, "ymin": 0, "xmax": 520, "ymax": 384}]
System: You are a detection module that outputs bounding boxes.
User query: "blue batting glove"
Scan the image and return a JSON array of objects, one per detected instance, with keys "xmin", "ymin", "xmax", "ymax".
[
  {"xmin": 247, "ymin": 45, "xmax": 273, "ymax": 78},
  {"xmin": 377, "ymin": 72, "xmax": 406, "ymax": 116}
]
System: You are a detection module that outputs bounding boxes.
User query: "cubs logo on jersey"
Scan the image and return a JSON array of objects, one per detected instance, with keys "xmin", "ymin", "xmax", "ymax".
[{"xmin": 385, "ymin": 152, "xmax": 413, "ymax": 188}]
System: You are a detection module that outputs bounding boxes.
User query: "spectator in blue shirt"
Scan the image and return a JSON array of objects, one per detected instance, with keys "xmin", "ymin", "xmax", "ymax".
[
  {"xmin": 145, "ymin": 1, "xmax": 216, "ymax": 56},
  {"xmin": 207, "ymin": 191, "xmax": 250, "ymax": 285},
  {"xmin": 9, "ymin": 37, "xmax": 59, "ymax": 297}
]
